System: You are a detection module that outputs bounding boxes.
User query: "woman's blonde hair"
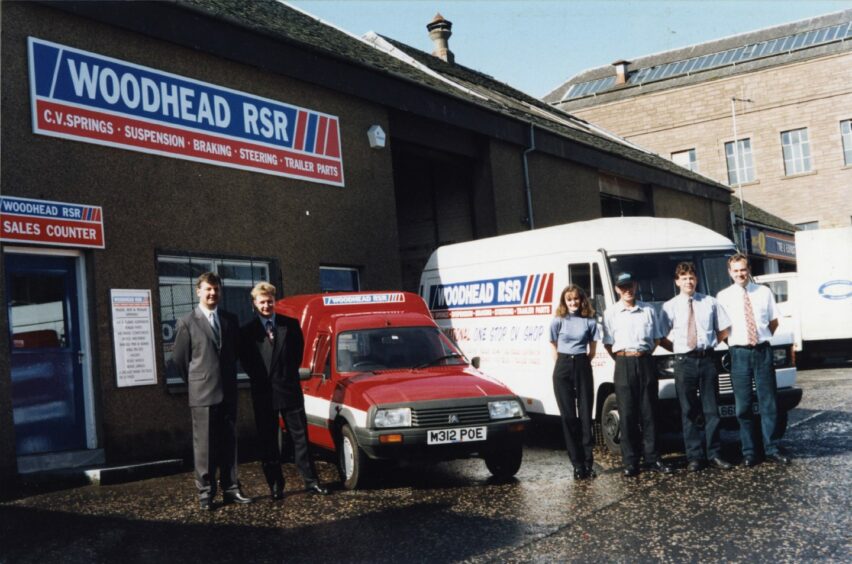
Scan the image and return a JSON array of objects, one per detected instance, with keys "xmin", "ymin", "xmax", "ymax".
[{"xmin": 555, "ymin": 284, "xmax": 595, "ymax": 318}]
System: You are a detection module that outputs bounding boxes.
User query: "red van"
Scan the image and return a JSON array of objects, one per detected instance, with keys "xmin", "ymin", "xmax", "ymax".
[{"xmin": 277, "ymin": 291, "xmax": 529, "ymax": 489}]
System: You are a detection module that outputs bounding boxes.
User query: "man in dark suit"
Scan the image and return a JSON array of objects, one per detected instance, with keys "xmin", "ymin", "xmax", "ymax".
[
  {"xmin": 173, "ymin": 272, "xmax": 252, "ymax": 510},
  {"xmin": 239, "ymin": 282, "xmax": 328, "ymax": 500}
]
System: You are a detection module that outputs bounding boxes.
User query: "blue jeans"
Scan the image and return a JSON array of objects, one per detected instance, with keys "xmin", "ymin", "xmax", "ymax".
[
  {"xmin": 674, "ymin": 355, "xmax": 721, "ymax": 462},
  {"xmin": 730, "ymin": 345, "xmax": 779, "ymax": 457}
]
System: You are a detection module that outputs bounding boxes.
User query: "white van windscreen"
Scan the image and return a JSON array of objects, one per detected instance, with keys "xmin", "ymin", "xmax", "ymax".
[{"xmin": 607, "ymin": 253, "xmax": 732, "ymax": 308}]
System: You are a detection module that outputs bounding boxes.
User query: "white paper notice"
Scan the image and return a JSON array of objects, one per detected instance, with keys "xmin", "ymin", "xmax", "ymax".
[{"xmin": 111, "ymin": 289, "xmax": 157, "ymax": 387}]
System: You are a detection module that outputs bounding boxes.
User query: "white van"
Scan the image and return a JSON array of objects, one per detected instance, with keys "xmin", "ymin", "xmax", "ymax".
[
  {"xmin": 420, "ymin": 217, "xmax": 802, "ymax": 454},
  {"xmin": 755, "ymin": 226, "xmax": 852, "ymax": 362}
]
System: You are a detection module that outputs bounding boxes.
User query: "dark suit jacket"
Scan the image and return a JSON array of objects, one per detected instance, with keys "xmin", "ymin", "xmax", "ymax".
[
  {"xmin": 173, "ymin": 307, "xmax": 239, "ymax": 407},
  {"xmin": 239, "ymin": 314, "xmax": 305, "ymax": 410}
]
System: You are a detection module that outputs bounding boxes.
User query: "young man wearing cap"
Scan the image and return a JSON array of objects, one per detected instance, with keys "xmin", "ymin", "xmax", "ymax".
[
  {"xmin": 716, "ymin": 253, "xmax": 789, "ymax": 466},
  {"xmin": 603, "ymin": 272, "xmax": 675, "ymax": 477},
  {"xmin": 660, "ymin": 262, "xmax": 733, "ymax": 472}
]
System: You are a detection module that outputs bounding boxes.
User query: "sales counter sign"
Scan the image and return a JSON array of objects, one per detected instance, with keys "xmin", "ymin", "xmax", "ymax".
[
  {"xmin": 28, "ymin": 37, "xmax": 344, "ymax": 186},
  {"xmin": 1, "ymin": 196, "xmax": 105, "ymax": 248}
]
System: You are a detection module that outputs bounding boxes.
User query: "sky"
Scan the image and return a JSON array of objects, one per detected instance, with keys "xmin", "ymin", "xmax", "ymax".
[{"xmin": 288, "ymin": 0, "xmax": 852, "ymax": 97}]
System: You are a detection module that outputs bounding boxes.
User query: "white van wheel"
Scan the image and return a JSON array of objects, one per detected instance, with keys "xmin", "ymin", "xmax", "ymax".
[{"xmin": 601, "ymin": 393, "xmax": 621, "ymax": 456}]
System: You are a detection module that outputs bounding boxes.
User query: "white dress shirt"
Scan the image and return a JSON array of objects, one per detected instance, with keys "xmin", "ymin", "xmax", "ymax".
[
  {"xmin": 716, "ymin": 282, "xmax": 779, "ymax": 346},
  {"xmin": 660, "ymin": 292, "xmax": 731, "ymax": 353}
]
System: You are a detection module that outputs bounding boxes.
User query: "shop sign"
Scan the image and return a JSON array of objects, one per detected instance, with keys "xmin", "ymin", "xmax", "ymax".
[
  {"xmin": 747, "ymin": 227, "xmax": 796, "ymax": 260},
  {"xmin": 1, "ymin": 195, "xmax": 105, "ymax": 248},
  {"xmin": 28, "ymin": 37, "xmax": 344, "ymax": 186}
]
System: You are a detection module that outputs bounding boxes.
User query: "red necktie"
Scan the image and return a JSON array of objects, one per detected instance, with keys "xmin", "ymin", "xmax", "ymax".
[{"xmin": 743, "ymin": 288, "xmax": 758, "ymax": 346}]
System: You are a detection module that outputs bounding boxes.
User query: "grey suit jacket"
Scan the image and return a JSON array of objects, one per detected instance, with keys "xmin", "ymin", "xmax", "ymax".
[{"xmin": 173, "ymin": 307, "xmax": 239, "ymax": 407}]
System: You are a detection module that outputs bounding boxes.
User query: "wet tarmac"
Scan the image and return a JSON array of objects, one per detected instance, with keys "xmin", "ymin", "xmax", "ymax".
[{"xmin": 1, "ymin": 366, "xmax": 850, "ymax": 563}]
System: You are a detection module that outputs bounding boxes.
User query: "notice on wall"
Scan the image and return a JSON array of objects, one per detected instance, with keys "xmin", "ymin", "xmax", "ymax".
[
  {"xmin": 111, "ymin": 289, "xmax": 157, "ymax": 387},
  {"xmin": 28, "ymin": 37, "xmax": 344, "ymax": 186}
]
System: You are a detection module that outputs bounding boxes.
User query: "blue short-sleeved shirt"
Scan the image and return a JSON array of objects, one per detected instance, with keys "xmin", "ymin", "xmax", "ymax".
[
  {"xmin": 550, "ymin": 314, "xmax": 602, "ymax": 355},
  {"xmin": 602, "ymin": 300, "xmax": 664, "ymax": 352},
  {"xmin": 660, "ymin": 292, "xmax": 731, "ymax": 353}
]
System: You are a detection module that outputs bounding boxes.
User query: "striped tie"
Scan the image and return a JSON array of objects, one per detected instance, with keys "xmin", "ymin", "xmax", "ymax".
[
  {"xmin": 210, "ymin": 313, "xmax": 221, "ymax": 349},
  {"xmin": 686, "ymin": 298, "xmax": 697, "ymax": 351},
  {"xmin": 743, "ymin": 288, "xmax": 758, "ymax": 346}
]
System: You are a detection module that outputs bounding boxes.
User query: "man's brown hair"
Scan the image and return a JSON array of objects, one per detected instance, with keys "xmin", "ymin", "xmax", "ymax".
[
  {"xmin": 727, "ymin": 253, "xmax": 750, "ymax": 268},
  {"xmin": 674, "ymin": 261, "xmax": 697, "ymax": 279},
  {"xmin": 196, "ymin": 271, "xmax": 221, "ymax": 289}
]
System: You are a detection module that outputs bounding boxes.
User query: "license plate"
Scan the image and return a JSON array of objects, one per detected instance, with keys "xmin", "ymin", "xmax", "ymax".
[
  {"xmin": 719, "ymin": 404, "xmax": 760, "ymax": 418},
  {"xmin": 427, "ymin": 426, "xmax": 487, "ymax": 445}
]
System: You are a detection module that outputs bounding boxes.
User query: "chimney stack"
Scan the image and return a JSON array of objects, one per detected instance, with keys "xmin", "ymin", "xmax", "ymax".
[
  {"xmin": 612, "ymin": 60, "xmax": 631, "ymax": 85},
  {"xmin": 427, "ymin": 13, "xmax": 454, "ymax": 64}
]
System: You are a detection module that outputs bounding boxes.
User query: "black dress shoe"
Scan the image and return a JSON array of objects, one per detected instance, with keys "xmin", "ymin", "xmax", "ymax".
[
  {"xmin": 766, "ymin": 453, "xmax": 791, "ymax": 465},
  {"xmin": 305, "ymin": 484, "xmax": 329, "ymax": 495},
  {"xmin": 271, "ymin": 485, "xmax": 284, "ymax": 501},
  {"xmin": 623, "ymin": 464, "xmax": 640, "ymax": 477},
  {"xmin": 687, "ymin": 460, "xmax": 705, "ymax": 473},
  {"xmin": 743, "ymin": 456, "xmax": 759, "ymax": 467},
  {"xmin": 223, "ymin": 490, "xmax": 253, "ymax": 504},
  {"xmin": 647, "ymin": 460, "xmax": 675, "ymax": 474},
  {"xmin": 710, "ymin": 457, "xmax": 733, "ymax": 470},
  {"xmin": 199, "ymin": 498, "xmax": 213, "ymax": 511},
  {"xmin": 585, "ymin": 464, "xmax": 597, "ymax": 479},
  {"xmin": 573, "ymin": 466, "xmax": 589, "ymax": 480}
]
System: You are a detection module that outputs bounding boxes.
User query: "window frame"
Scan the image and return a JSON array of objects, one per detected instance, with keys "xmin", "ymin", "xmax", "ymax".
[
  {"xmin": 780, "ymin": 128, "xmax": 812, "ymax": 176},
  {"xmin": 724, "ymin": 138, "xmax": 755, "ymax": 185},
  {"xmin": 841, "ymin": 119, "xmax": 852, "ymax": 166},
  {"xmin": 319, "ymin": 265, "xmax": 361, "ymax": 293},
  {"xmin": 671, "ymin": 148, "xmax": 698, "ymax": 172}
]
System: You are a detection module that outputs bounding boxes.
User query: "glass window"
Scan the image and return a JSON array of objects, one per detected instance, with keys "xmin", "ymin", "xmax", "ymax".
[
  {"xmin": 725, "ymin": 138, "xmax": 755, "ymax": 185},
  {"xmin": 796, "ymin": 221, "xmax": 819, "ymax": 231},
  {"xmin": 9, "ymin": 273, "xmax": 68, "ymax": 349},
  {"xmin": 320, "ymin": 266, "xmax": 360, "ymax": 292},
  {"xmin": 781, "ymin": 128, "xmax": 812, "ymax": 175},
  {"xmin": 671, "ymin": 148, "xmax": 698, "ymax": 172},
  {"xmin": 159, "ymin": 254, "xmax": 270, "ymax": 384},
  {"xmin": 336, "ymin": 326, "xmax": 462, "ymax": 372},
  {"xmin": 841, "ymin": 120, "xmax": 852, "ymax": 166}
]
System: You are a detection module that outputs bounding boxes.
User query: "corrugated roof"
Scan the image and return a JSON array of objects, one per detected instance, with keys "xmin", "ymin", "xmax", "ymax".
[{"xmin": 545, "ymin": 9, "xmax": 852, "ymax": 107}]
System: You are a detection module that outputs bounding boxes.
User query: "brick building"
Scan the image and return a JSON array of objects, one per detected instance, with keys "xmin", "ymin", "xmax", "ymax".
[
  {"xmin": 546, "ymin": 10, "xmax": 852, "ymax": 271},
  {"xmin": 1, "ymin": 1, "xmax": 731, "ymax": 489}
]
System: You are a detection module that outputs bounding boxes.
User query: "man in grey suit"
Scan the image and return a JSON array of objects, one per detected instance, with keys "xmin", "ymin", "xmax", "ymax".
[{"xmin": 173, "ymin": 272, "xmax": 252, "ymax": 510}]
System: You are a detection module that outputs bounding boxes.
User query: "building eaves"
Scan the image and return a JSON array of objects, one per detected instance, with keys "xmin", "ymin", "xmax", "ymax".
[{"xmin": 732, "ymin": 200, "xmax": 798, "ymax": 233}]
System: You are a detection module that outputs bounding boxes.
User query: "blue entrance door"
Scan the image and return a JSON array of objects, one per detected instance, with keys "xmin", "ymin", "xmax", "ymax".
[{"xmin": 5, "ymin": 254, "xmax": 87, "ymax": 455}]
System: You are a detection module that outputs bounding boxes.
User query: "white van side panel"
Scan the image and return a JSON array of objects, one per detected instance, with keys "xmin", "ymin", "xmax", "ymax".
[{"xmin": 422, "ymin": 251, "xmax": 618, "ymax": 416}]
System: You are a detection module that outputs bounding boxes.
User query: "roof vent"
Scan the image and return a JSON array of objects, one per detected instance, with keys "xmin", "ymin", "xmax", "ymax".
[
  {"xmin": 612, "ymin": 60, "xmax": 631, "ymax": 85},
  {"xmin": 427, "ymin": 13, "xmax": 454, "ymax": 64}
]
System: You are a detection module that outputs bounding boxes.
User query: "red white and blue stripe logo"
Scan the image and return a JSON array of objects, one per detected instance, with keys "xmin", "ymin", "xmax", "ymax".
[
  {"xmin": 429, "ymin": 274, "xmax": 554, "ymax": 318},
  {"xmin": 28, "ymin": 37, "xmax": 344, "ymax": 186}
]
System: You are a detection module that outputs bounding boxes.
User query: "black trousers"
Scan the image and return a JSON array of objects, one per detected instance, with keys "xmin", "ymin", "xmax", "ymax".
[
  {"xmin": 253, "ymin": 394, "xmax": 319, "ymax": 490},
  {"xmin": 191, "ymin": 402, "xmax": 239, "ymax": 500},
  {"xmin": 613, "ymin": 355, "xmax": 660, "ymax": 466},
  {"xmin": 552, "ymin": 353, "xmax": 595, "ymax": 468},
  {"xmin": 674, "ymin": 355, "xmax": 722, "ymax": 462}
]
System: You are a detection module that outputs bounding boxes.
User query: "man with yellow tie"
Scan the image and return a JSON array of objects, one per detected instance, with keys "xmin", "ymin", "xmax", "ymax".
[
  {"xmin": 660, "ymin": 262, "xmax": 732, "ymax": 472},
  {"xmin": 717, "ymin": 253, "xmax": 789, "ymax": 467}
]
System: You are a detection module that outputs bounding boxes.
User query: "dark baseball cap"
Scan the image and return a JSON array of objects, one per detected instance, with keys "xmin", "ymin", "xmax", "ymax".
[{"xmin": 615, "ymin": 272, "xmax": 635, "ymax": 287}]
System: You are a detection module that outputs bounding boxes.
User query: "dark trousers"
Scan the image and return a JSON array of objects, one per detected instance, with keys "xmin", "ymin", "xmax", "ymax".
[
  {"xmin": 674, "ymin": 355, "xmax": 721, "ymax": 462},
  {"xmin": 253, "ymin": 395, "xmax": 319, "ymax": 490},
  {"xmin": 613, "ymin": 355, "xmax": 660, "ymax": 466},
  {"xmin": 552, "ymin": 353, "xmax": 594, "ymax": 469},
  {"xmin": 191, "ymin": 402, "xmax": 239, "ymax": 500},
  {"xmin": 730, "ymin": 344, "xmax": 779, "ymax": 457}
]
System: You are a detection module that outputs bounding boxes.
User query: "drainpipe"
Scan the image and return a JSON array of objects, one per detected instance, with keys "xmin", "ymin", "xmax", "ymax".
[{"xmin": 522, "ymin": 124, "xmax": 536, "ymax": 230}]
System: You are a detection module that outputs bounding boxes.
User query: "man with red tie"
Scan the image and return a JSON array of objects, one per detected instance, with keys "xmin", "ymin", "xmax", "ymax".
[
  {"xmin": 717, "ymin": 254, "xmax": 790, "ymax": 467},
  {"xmin": 239, "ymin": 282, "xmax": 328, "ymax": 500}
]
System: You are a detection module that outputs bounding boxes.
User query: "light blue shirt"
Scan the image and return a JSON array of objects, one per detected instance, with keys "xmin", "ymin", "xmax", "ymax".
[
  {"xmin": 258, "ymin": 312, "xmax": 276, "ymax": 329},
  {"xmin": 603, "ymin": 300, "xmax": 664, "ymax": 352},
  {"xmin": 660, "ymin": 292, "xmax": 731, "ymax": 353},
  {"xmin": 550, "ymin": 314, "xmax": 602, "ymax": 355}
]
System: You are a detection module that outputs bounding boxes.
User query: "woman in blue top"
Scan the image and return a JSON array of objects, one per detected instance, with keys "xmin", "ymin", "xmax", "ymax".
[{"xmin": 550, "ymin": 284, "xmax": 602, "ymax": 480}]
